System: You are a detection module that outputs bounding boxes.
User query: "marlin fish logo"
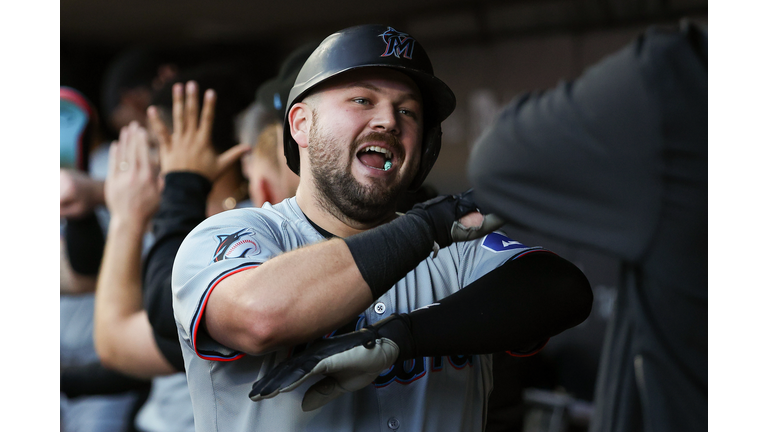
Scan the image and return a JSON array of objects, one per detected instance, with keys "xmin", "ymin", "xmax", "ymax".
[
  {"xmin": 212, "ymin": 228, "xmax": 256, "ymax": 262},
  {"xmin": 379, "ymin": 27, "xmax": 415, "ymax": 59}
]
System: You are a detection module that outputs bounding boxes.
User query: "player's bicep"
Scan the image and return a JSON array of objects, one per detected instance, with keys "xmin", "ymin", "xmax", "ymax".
[
  {"xmin": 203, "ymin": 265, "xmax": 275, "ymax": 355},
  {"xmin": 172, "ymin": 217, "xmax": 286, "ymax": 361}
]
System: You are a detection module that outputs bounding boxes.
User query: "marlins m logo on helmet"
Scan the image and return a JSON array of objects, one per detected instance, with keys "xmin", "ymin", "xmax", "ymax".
[{"xmin": 379, "ymin": 27, "xmax": 415, "ymax": 59}]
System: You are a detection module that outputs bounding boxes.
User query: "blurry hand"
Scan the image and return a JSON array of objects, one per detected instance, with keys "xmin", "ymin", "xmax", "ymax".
[
  {"xmin": 60, "ymin": 169, "xmax": 105, "ymax": 219},
  {"xmin": 104, "ymin": 122, "xmax": 163, "ymax": 228},
  {"xmin": 147, "ymin": 81, "xmax": 249, "ymax": 182}
]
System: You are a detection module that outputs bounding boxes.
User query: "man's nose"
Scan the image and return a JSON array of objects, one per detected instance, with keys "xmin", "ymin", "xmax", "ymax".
[{"xmin": 370, "ymin": 105, "xmax": 400, "ymax": 135}]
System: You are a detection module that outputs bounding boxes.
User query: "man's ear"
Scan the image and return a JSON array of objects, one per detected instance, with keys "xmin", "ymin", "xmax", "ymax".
[
  {"xmin": 254, "ymin": 177, "xmax": 276, "ymax": 208},
  {"xmin": 288, "ymin": 103, "xmax": 311, "ymax": 149},
  {"xmin": 240, "ymin": 151, "xmax": 252, "ymax": 180}
]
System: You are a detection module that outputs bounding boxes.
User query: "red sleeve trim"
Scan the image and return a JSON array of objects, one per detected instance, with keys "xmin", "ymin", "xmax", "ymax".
[{"xmin": 192, "ymin": 264, "xmax": 259, "ymax": 362}]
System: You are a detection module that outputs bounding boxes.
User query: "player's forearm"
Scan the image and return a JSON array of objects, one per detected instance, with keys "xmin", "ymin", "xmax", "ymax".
[
  {"xmin": 379, "ymin": 252, "xmax": 593, "ymax": 361},
  {"xmin": 206, "ymin": 238, "xmax": 373, "ymax": 355},
  {"xmin": 93, "ymin": 217, "xmax": 148, "ymax": 363},
  {"xmin": 94, "ymin": 218, "xmax": 176, "ymax": 378}
]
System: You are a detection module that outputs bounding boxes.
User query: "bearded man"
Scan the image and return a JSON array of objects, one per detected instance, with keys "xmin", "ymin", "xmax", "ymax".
[{"xmin": 171, "ymin": 24, "xmax": 592, "ymax": 432}]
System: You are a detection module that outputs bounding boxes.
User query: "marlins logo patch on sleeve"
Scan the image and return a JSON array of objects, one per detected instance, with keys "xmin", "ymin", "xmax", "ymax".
[
  {"xmin": 481, "ymin": 232, "xmax": 529, "ymax": 253},
  {"xmin": 211, "ymin": 228, "xmax": 260, "ymax": 262}
]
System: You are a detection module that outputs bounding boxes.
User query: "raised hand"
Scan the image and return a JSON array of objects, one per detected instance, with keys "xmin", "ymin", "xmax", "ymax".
[
  {"xmin": 147, "ymin": 81, "xmax": 249, "ymax": 182},
  {"xmin": 104, "ymin": 122, "xmax": 162, "ymax": 228}
]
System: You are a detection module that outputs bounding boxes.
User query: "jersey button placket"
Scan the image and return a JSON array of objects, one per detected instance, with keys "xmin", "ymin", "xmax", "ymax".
[
  {"xmin": 387, "ymin": 417, "xmax": 400, "ymax": 430},
  {"xmin": 374, "ymin": 302, "xmax": 387, "ymax": 315}
]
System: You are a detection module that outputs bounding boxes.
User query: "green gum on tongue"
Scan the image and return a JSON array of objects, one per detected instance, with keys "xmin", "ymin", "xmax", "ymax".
[{"xmin": 384, "ymin": 160, "xmax": 392, "ymax": 171}]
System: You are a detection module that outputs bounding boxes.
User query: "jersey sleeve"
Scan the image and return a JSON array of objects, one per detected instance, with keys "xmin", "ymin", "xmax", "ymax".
[
  {"xmin": 171, "ymin": 208, "xmax": 289, "ymax": 362},
  {"xmin": 458, "ymin": 230, "xmax": 549, "ymax": 288}
]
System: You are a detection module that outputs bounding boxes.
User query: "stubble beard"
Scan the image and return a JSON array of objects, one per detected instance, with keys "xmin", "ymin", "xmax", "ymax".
[{"xmin": 307, "ymin": 111, "xmax": 413, "ymax": 225}]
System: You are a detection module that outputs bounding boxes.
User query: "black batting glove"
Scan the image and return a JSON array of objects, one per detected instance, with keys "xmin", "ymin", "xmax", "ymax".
[{"xmin": 407, "ymin": 189, "xmax": 504, "ymax": 248}]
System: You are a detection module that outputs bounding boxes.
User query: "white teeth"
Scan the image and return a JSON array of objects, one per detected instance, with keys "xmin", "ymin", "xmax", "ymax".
[{"xmin": 364, "ymin": 146, "xmax": 393, "ymax": 159}]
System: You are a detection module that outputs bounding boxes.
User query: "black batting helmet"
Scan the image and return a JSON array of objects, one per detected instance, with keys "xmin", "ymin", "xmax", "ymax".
[{"xmin": 283, "ymin": 24, "xmax": 456, "ymax": 190}]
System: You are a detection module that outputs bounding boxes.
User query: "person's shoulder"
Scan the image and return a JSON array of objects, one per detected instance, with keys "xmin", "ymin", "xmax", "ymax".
[
  {"xmin": 184, "ymin": 197, "xmax": 318, "ymax": 249},
  {"xmin": 201, "ymin": 198, "xmax": 298, "ymax": 228},
  {"xmin": 206, "ymin": 197, "xmax": 313, "ymax": 238},
  {"xmin": 200, "ymin": 206, "xmax": 271, "ymax": 227},
  {"xmin": 180, "ymin": 206, "xmax": 284, "ymax": 247}
]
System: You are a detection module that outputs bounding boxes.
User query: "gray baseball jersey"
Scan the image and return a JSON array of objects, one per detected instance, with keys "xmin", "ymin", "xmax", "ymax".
[{"xmin": 172, "ymin": 197, "xmax": 544, "ymax": 432}]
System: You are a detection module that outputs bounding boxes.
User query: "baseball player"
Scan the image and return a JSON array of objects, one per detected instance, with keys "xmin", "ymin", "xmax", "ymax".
[{"xmin": 171, "ymin": 24, "xmax": 592, "ymax": 431}]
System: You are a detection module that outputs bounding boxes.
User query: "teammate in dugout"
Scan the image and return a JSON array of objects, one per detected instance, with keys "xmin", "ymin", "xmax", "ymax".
[{"xmin": 171, "ymin": 24, "xmax": 593, "ymax": 431}]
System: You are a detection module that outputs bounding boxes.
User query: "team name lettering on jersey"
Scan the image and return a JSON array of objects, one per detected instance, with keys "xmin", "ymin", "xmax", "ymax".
[{"xmin": 374, "ymin": 354, "xmax": 475, "ymax": 388}]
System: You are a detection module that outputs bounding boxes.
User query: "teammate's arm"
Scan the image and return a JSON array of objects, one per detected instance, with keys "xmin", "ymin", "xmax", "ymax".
[
  {"xmin": 93, "ymin": 123, "xmax": 176, "ymax": 379},
  {"xmin": 60, "ymin": 169, "xmax": 108, "ymax": 294},
  {"xmin": 378, "ymin": 251, "xmax": 593, "ymax": 360},
  {"xmin": 141, "ymin": 172, "xmax": 212, "ymax": 371},
  {"xmin": 143, "ymin": 80, "xmax": 249, "ymax": 371}
]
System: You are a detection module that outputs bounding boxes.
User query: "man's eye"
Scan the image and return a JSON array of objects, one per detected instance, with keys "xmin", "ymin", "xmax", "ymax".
[
  {"xmin": 399, "ymin": 108, "xmax": 417, "ymax": 118},
  {"xmin": 352, "ymin": 98, "xmax": 369, "ymax": 105}
]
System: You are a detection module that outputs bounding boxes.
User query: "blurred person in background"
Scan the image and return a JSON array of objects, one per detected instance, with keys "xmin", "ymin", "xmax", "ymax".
[
  {"xmin": 60, "ymin": 86, "xmax": 106, "ymax": 293},
  {"xmin": 241, "ymin": 120, "xmax": 300, "ymax": 208},
  {"xmin": 238, "ymin": 43, "xmax": 317, "ymax": 207},
  {"xmin": 100, "ymin": 48, "xmax": 178, "ymax": 136},
  {"xmin": 468, "ymin": 20, "xmax": 707, "ymax": 432},
  {"xmin": 93, "ymin": 64, "xmax": 254, "ymax": 432},
  {"xmin": 60, "ymin": 86, "xmax": 149, "ymax": 432}
]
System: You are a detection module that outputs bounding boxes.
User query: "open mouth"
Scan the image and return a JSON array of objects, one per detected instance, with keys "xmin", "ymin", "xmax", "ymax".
[{"xmin": 357, "ymin": 145, "xmax": 394, "ymax": 171}]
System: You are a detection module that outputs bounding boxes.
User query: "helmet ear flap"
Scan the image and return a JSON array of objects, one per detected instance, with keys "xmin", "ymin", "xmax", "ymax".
[{"xmin": 409, "ymin": 124, "xmax": 442, "ymax": 191}]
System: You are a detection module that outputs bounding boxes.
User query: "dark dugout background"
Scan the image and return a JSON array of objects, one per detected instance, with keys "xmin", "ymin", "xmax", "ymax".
[{"xmin": 53, "ymin": 1, "xmax": 714, "ymax": 431}]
